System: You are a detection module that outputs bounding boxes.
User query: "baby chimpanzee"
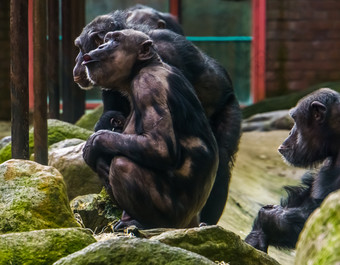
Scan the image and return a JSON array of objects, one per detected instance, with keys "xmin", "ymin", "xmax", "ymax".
[
  {"xmin": 82, "ymin": 29, "xmax": 218, "ymax": 230},
  {"xmin": 245, "ymin": 88, "xmax": 340, "ymax": 252}
]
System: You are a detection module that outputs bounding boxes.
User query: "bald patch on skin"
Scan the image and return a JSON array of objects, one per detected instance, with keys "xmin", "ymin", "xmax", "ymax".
[
  {"xmin": 175, "ymin": 157, "xmax": 192, "ymax": 178},
  {"xmin": 180, "ymin": 137, "xmax": 208, "ymax": 152}
]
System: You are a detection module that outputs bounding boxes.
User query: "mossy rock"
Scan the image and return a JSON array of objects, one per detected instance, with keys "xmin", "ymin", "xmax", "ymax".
[
  {"xmin": 295, "ymin": 190, "xmax": 340, "ymax": 265},
  {"xmin": 54, "ymin": 237, "xmax": 215, "ymax": 265},
  {"xmin": 0, "ymin": 228, "xmax": 96, "ymax": 265},
  {"xmin": 151, "ymin": 225, "xmax": 280, "ymax": 265},
  {"xmin": 0, "ymin": 119, "xmax": 93, "ymax": 163},
  {"xmin": 0, "ymin": 159, "xmax": 80, "ymax": 233},
  {"xmin": 75, "ymin": 104, "xmax": 103, "ymax": 131},
  {"xmin": 70, "ymin": 188, "xmax": 122, "ymax": 232}
]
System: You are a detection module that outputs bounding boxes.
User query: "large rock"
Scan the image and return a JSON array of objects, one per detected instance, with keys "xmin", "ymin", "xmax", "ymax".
[
  {"xmin": 53, "ymin": 237, "xmax": 215, "ymax": 265},
  {"xmin": 242, "ymin": 110, "xmax": 293, "ymax": 132},
  {"xmin": 0, "ymin": 159, "xmax": 79, "ymax": 233},
  {"xmin": 0, "ymin": 119, "xmax": 93, "ymax": 163},
  {"xmin": 295, "ymin": 190, "xmax": 340, "ymax": 265},
  {"xmin": 151, "ymin": 225, "xmax": 280, "ymax": 265},
  {"xmin": 48, "ymin": 139, "xmax": 102, "ymax": 200},
  {"xmin": 70, "ymin": 189, "xmax": 122, "ymax": 232},
  {"xmin": 0, "ymin": 228, "xmax": 96, "ymax": 265},
  {"xmin": 76, "ymin": 104, "xmax": 103, "ymax": 131}
]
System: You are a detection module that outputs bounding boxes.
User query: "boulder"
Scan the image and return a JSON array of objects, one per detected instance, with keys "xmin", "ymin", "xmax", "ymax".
[
  {"xmin": 75, "ymin": 104, "xmax": 103, "ymax": 131},
  {"xmin": 53, "ymin": 237, "xmax": 215, "ymax": 265},
  {"xmin": 151, "ymin": 225, "xmax": 280, "ymax": 265},
  {"xmin": 295, "ymin": 190, "xmax": 340, "ymax": 265},
  {"xmin": 0, "ymin": 228, "xmax": 96, "ymax": 265},
  {"xmin": 0, "ymin": 136, "xmax": 11, "ymax": 150},
  {"xmin": 70, "ymin": 189, "xmax": 122, "ymax": 232},
  {"xmin": 242, "ymin": 110, "xmax": 293, "ymax": 132},
  {"xmin": 0, "ymin": 119, "xmax": 93, "ymax": 163},
  {"xmin": 48, "ymin": 139, "xmax": 102, "ymax": 200},
  {"xmin": 0, "ymin": 159, "xmax": 79, "ymax": 233}
]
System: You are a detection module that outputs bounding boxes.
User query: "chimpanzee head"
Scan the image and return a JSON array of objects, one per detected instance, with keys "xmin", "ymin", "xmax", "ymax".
[
  {"xmin": 82, "ymin": 29, "xmax": 155, "ymax": 89},
  {"xmin": 278, "ymin": 88, "xmax": 340, "ymax": 167},
  {"xmin": 126, "ymin": 4, "xmax": 184, "ymax": 35},
  {"xmin": 73, "ymin": 11, "xmax": 127, "ymax": 89}
]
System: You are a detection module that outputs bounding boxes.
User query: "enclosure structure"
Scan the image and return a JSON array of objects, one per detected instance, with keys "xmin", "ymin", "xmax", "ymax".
[{"xmin": 2, "ymin": 0, "xmax": 340, "ymax": 120}]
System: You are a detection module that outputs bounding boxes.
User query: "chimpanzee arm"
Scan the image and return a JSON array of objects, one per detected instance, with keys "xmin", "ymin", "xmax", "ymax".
[{"xmin": 83, "ymin": 71, "xmax": 178, "ymax": 170}]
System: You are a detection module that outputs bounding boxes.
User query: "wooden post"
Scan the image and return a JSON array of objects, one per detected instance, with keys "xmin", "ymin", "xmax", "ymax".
[
  {"xmin": 48, "ymin": 0, "xmax": 60, "ymax": 119},
  {"xmin": 61, "ymin": 0, "xmax": 85, "ymax": 123},
  {"xmin": 10, "ymin": 0, "xmax": 29, "ymax": 160},
  {"xmin": 33, "ymin": 0, "xmax": 48, "ymax": 165}
]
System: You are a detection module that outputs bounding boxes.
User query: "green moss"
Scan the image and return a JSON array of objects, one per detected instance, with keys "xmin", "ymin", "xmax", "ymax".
[
  {"xmin": 0, "ymin": 228, "xmax": 96, "ymax": 265},
  {"xmin": 295, "ymin": 191, "xmax": 340, "ymax": 265},
  {"xmin": 0, "ymin": 160, "xmax": 80, "ymax": 233},
  {"xmin": 0, "ymin": 119, "xmax": 93, "ymax": 163},
  {"xmin": 75, "ymin": 105, "xmax": 103, "ymax": 131}
]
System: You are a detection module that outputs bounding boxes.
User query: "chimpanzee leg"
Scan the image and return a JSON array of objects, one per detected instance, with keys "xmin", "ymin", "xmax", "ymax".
[
  {"xmin": 109, "ymin": 156, "xmax": 193, "ymax": 229},
  {"xmin": 95, "ymin": 156, "xmax": 115, "ymax": 199},
  {"xmin": 200, "ymin": 99, "xmax": 241, "ymax": 224}
]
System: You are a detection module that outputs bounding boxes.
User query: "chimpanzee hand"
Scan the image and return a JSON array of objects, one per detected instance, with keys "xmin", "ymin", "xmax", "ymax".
[
  {"xmin": 244, "ymin": 229, "xmax": 268, "ymax": 253},
  {"xmin": 83, "ymin": 130, "xmax": 115, "ymax": 171}
]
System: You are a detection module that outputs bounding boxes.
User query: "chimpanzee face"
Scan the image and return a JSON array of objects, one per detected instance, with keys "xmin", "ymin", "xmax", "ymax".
[
  {"xmin": 278, "ymin": 90, "xmax": 336, "ymax": 168},
  {"xmin": 82, "ymin": 29, "xmax": 153, "ymax": 89},
  {"xmin": 73, "ymin": 14, "xmax": 126, "ymax": 89}
]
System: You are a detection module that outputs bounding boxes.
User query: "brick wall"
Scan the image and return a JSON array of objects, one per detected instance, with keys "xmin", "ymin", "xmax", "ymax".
[
  {"xmin": 266, "ymin": 0, "xmax": 340, "ymax": 97},
  {"xmin": 0, "ymin": 1, "xmax": 10, "ymax": 120}
]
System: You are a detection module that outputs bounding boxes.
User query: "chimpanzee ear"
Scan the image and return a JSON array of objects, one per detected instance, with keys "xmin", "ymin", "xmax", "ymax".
[
  {"xmin": 157, "ymin": 19, "xmax": 166, "ymax": 29},
  {"xmin": 138, "ymin": 40, "xmax": 154, "ymax": 61},
  {"xmin": 311, "ymin": 101, "xmax": 327, "ymax": 123},
  {"xmin": 89, "ymin": 31, "xmax": 106, "ymax": 46}
]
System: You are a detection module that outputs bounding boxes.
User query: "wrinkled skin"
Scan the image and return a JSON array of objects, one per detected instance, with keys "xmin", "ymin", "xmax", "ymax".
[
  {"xmin": 245, "ymin": 88, "xmax": 340, "ymax": 252},
  {"xmin": 82, "ymin": 29, "xmax": 218, "ymax": 229}
]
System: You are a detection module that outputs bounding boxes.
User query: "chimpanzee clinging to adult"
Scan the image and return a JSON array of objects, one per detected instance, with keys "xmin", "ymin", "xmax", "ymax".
[
  {"xmin": 245, "ymin": 88, "xmax": 340, "ymax": 252},
  {"xmin": 82, "ymin": 29, "xmax": 218, "ymax": 229},
  {"xmin": 73, "ymin": 7, "xmax": 241, "ymax": 225}
]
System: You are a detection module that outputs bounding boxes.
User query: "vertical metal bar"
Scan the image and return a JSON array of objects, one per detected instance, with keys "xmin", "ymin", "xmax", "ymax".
[
  {"xmin": 251, "ymin": 0, "xmax": 266, "ymax": 102},
  {"xmin": 10, "ymin": 0, "xmax": 29, "ymax": 160},
  {"xmin": 48, "ymin": 0, "xmax": 60, "ymax": 119},
  {"xmin": 33, "ymin": 0, "xmax": 48, "ymax": 165}
]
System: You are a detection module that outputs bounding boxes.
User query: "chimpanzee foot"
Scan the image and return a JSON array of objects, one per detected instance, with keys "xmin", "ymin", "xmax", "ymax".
[{"xmin": 113, "ymin": 211, "xmax": 145, "ymax": 231}]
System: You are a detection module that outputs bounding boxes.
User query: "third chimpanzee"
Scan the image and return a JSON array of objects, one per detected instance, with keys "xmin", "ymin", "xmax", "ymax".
[
  {"xmin": 82, "ymin": 29, "xmax": 218, "ymax": 229},
  {"xmin": 245, "ymin": 88, "xmax": 340, "ymax": 252},
  {"xmin": 126, "ymin": 4, "xmax": 184, "ymax": 35},
  {"xmin": 74, "ymin": 8, "xmax": 241, "ymax": 225}
]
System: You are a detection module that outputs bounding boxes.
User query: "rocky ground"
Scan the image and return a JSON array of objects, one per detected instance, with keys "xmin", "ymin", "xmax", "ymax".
[{"xmin": 0, "ymin": 120, "xmax": 305, "ymax": 264}]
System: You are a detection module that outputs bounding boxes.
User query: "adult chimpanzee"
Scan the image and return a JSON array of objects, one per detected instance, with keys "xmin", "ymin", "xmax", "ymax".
[
  {"xmin": 73, "ymin": 8, "xmax": 241, "ymax": 225},
  {"xmin": 82, "ymin": 29, "xmax": 218, "ymax": 229},
  {"xmin": 245, "ymin": 88, "xmax": 340, "ymax": 252}
]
